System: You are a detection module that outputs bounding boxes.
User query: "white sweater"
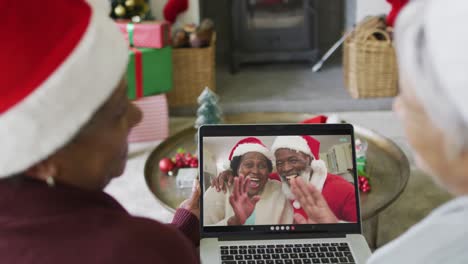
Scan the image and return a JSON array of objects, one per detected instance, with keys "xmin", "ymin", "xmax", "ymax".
[{"xmin": 367, "ymin": 196, "xmax": 468, "ymax": 264}]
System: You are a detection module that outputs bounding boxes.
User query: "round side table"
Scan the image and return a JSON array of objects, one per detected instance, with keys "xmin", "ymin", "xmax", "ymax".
[{"xmin": 144, "ymin": 113, "xmax": 410, "ymax": 249}]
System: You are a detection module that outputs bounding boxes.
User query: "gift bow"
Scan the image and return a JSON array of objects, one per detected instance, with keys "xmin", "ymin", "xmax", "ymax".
[{"xmin": 130, "ymin": 47, "xmax": 143, "ymax": 99}]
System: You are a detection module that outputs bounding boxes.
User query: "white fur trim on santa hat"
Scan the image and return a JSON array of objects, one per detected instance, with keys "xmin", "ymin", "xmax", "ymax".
[
  {"xmin": 271, "ymin": 136, "xmax": 315, "ymax": 159},
  {"xmin": 0, "ymin": 1, "xmax": 128, "ymax": 177},
  {"xmin": 231, "ymin": 143, "xmax": 270, "ymax": 160}
]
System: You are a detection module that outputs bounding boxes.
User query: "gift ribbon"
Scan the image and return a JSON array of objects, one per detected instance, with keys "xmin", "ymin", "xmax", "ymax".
[
  {"xmin": 127, "ymin": 23, "xmax": 135, "ymax": 47},
  {"xmin": 164, "ymin": 23, "xmax": 170, "ymax": 45},
  {"xmin": 130, "ymin": 47, "xmax": 143, "ymax": 98}
]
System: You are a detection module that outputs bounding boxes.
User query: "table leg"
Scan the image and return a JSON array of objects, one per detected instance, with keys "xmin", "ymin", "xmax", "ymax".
[{"xmin": 363, "ymin": 214, "xmax": 379, "ymax": 251}]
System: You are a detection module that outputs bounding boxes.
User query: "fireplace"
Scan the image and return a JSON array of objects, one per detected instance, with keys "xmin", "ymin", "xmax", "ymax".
[{"xmin": 230, "ymin": 0, "xmax": 319, "ymax": 72}]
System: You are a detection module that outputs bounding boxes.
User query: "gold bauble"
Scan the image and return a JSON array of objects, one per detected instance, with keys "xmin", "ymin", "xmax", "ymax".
[
  {"xmin": 125, "ymin": 0, "xmax": 135, "ymax": 8},
  {"xmin": 114, "ymin": 4, "xmax": 126, "ymax": 17}
]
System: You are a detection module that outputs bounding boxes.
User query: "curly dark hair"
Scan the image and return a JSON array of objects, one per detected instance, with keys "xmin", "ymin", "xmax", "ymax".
[{"xmin": 230, "ymin": 154, "xmax": 273, "ymax": 176}]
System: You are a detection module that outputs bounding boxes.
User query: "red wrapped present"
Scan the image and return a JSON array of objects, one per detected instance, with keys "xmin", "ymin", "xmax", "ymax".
[
  {"xmin": 128, "ymin": 94, "xmax": 169, "ymax": 142},
  {"xmin": 116, "ymin": 21, "xmax": 171, "ymax": 49}
]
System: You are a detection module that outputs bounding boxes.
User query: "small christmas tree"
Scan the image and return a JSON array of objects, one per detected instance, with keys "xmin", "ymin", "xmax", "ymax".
[
  {"xmin": 194, "ymin": 87, "xmax": 223, "ymax": 141},
  {"xmin": 109, "ymin": 0, "xmax": 152, "ymax": 22}
]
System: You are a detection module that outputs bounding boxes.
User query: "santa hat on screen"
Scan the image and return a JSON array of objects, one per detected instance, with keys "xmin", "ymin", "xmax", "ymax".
[
  {"xmin": 271, "ymin": 135, "xmax": 327, "ymax": 191},
  {"xmin": 0, "ymin": 0, "xmax": 128, "ymax": 178},
  {"xmin": 223, "ymin": 137, "xmax": 270, "ymax": 170}
]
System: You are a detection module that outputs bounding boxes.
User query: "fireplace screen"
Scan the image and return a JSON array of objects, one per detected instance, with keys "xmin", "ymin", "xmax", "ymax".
[
  {"xmin": 247, "ymin": 0, "xmax": 306, "ymax": 29},
  {"xmin": 230, "ymin": 0, "xmax": 319, "ymax": 72}
]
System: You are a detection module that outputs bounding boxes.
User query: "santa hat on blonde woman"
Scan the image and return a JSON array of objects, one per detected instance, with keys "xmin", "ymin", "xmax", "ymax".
[
  {"xmin": 271, "ymin": 136, "xmax": 328, "ymax": 191},
  {"xmin": 0, "ymin": 0, "xmax": 128, "ymax": 177},
  {"xmin": 223, "ymin": 137, "xmax": 271, "ymax": 170},
  {"xmin": 395, "ymin": 0, "xmax": 468, "ymax": 157}
]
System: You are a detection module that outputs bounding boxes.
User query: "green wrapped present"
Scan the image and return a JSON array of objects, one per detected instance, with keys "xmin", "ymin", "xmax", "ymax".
[{"xmin": 127, "ymin": 46, "xmax": 173, "ymax": 99}]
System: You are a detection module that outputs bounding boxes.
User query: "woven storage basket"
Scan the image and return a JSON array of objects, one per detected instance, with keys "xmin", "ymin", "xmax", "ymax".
[
  {"xmin": 167, "ymin": 33, "xmax": 216, "ymax": 107},
  {"xmin": 343, "ymin": 21, "xmax": 398, "ymax": 98}
]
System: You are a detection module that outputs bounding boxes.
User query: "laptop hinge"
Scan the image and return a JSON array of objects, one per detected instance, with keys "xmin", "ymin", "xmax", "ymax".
[{"xmin": 219, "ymin": 233, "xmax": 346, "ymax": 241}]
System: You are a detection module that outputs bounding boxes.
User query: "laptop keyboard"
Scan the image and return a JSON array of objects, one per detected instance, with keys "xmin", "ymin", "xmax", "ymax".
[{"xmin": 220, "ymin": 242, "xmax": 355, "ymax": 264}]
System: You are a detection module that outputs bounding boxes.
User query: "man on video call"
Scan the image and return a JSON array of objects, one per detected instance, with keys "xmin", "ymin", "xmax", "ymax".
[{"xmin": 211, "ymin": 135, "xmax": 357, "ymax": 224}]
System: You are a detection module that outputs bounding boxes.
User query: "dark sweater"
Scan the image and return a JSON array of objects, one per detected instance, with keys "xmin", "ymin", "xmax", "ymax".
[{"xmin": 0, "ymin": 176, "xmax": 200, "ymax": 264}]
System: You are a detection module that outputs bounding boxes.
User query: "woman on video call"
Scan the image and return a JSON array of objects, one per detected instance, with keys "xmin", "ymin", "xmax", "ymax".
[{"xmin": 204, "ymin": 137, "xmax": 293, "ymax": 225}]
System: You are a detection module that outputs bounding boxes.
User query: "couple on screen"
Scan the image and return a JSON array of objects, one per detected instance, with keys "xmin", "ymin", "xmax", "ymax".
[{"xmin": 204, "ymin": 136, "xmax": 357, "ymax": 226}]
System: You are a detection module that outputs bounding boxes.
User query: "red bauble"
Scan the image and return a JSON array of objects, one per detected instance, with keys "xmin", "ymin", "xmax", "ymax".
[
  {"xmin": 189, "ymin": 159, "xmax": 198, "ymax": 168},
  {"xmin": 175, "ymin": 153, "xmax": 184, "ymax": 162},
  {"xmin": 175, "ymin": 159, "xmax": 185, "ymax": 169},
  {"xmin": 159, "ymin": 158, "xmax": 175, "ymax": 173}
]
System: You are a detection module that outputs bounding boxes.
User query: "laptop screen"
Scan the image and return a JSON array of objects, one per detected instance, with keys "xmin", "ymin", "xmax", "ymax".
[{"xmin": 199, "ymin": 124, "xmax": 361, "ymax": 236}]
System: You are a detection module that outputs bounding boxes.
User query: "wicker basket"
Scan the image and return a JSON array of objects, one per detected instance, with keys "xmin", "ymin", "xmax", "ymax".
[
  {"xmin": 167, "ymin": 33, "xmax": 216, "ymax": 107},
  {"xmin": 343, "ymin": 19, "xmax": 398, "ymax": 98}
]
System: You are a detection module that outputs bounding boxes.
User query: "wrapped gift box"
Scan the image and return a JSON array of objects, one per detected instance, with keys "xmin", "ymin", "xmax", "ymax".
[
  {"xmin": 128, "ymin": 94, "xmax": 169, "ymax": 142},
  {"xmin": 127, "ymin": 46, "xmax": 173, "ymax": 99},
  {"xmin": 116, "ymin": 21, "xmax": 171, "ymax": 49}
]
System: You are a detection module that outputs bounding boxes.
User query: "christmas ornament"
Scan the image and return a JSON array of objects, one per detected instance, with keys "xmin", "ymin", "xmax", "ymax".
[
  {"xmin": 159, "ymin": 157, "xmax": 175, "ymax": 174},
  {"xmin": 159, "ymin": 148, "xmax": 198, "ymax": 176},
  {"xmin": 125, "ymin": 0, "xmax": 135, "ymax": 8},
  {"xmin": 358, "ymin": 175, "xmax": 371, "ymax": 193},
  {"xmin": 109, "ymin": 0, "xmax": 152, "ymax": 21},
  {"xmin": 132, "ymin": 16, "xmax": 142, "ymax": 23},
  {"xmin": 114, "ymin": 4, "xmax": 126, "ymax": 17},
  {"xmin": 356, "ymin": 139, "xmax": 371, "ymax": 193}
]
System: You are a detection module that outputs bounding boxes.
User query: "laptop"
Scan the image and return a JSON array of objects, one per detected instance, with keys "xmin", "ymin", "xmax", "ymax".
[{"xmin": 199, "ymin": 124, "xmax": 371, "ymax": 264}]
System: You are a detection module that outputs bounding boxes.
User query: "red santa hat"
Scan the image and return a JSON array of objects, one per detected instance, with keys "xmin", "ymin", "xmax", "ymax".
[
  {"xmin": 229, "ymin": 137, "xmax": 270, "ymax": 160},
  {"xmin": 0, "ymin": 0, "xmax": 128, "ymax": 177},
  {"xmin": 271, "ymin": 136, "xmax": 327, "ymax": 191},
  {"xmin": 223, "ymin": 137, "xmax": 270, "ymax": 170}
]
